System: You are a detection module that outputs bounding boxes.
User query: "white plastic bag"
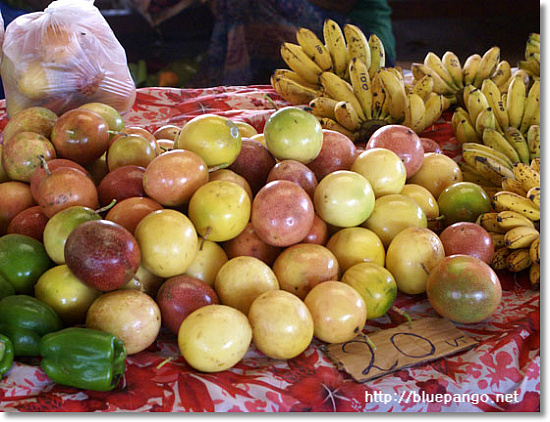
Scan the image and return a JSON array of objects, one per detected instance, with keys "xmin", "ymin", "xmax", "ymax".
[{"xmin": 0, "ymin": 0, "xmax": 136, "ymax": 117}]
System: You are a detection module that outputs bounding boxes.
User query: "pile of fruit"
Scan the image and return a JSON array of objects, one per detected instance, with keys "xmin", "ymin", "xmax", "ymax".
[{"xmin": 0, "ymin": 26, "xmax": 540, "ymax": 394}]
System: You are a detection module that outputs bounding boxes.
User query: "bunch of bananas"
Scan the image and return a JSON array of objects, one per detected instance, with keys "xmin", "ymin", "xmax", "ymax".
[
  {"xmin": 477, "ymin": 160, "xmax": 540, "ymax": 288},
  {"xmin": 411, "ymin": 46, "xmax": 530, "ymax": 107},
  {"xmin": 519, "ymin": 33, "xmax": 540, "ymax": 78},
  {"xmin": 270, "ymin": 19, "xmax": 446, "ymax": 141}
]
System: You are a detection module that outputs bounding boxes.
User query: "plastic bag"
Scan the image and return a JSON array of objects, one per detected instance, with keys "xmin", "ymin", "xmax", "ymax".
[{"xmin": 0, "ymin": 0, "xmax": 136, "ymax": 118}]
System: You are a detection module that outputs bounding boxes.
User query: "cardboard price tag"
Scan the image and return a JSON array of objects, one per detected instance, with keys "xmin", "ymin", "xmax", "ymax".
[{"xmin": 325, "ymin": 317, "xmax": 478, "ymax": 382}]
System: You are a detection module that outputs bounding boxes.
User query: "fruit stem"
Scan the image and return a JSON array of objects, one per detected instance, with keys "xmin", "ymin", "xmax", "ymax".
[
  {"xmin": 208, "ymin": 163, "xmax": 229, "ymax": 173},
  {"xmin": 264, "ymin": 94, "xmax": 279, "ymax": 110},
  {"xmin": 392, "ymin": 306, "xmax": 413, "ymax": 328},
  {"xmin": 365, "ymin": 335, "xmax": 377, "ymax": 350},
  {"xmin": 37, "ymin": 155, "xmax": 51, "ymax": 176},
  {"xmin": 156, "ymin": 355, "xmax": 176, "ymax": 369},
  {"xmin": 95, "ymin": 199, "xmax": 117, "ymax": 214},
  {"xmin": 199, "ymin": 227, "xmax": 211, "ymax": 250}
]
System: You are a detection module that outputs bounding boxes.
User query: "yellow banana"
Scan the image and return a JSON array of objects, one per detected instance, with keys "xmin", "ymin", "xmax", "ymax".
[
  {"xmin": 491, "ymin": 247, "xmax": 511, "ymax": 270},
  {"xmin": 474, "ymin": 107, "xmax": 497, "ymax": 138},
  {"xmin": 529, "ymin": 263, "xmax": 540, "ymax": 289},
  {"xmin": 280, "ymin": 42, "xmax": 323, "ymax": 85},
  {"xmin": 461, "ymin": 152, "xmax": 506, "ymax": 186},
  {"xmin": 296, "ymin": 27, "xmax": 333, "ymax": 72},
  {"xmin": 424, "ymin": 52, "xmax": 459, "ymax": 91},
  {"xmin": 441, "ymin": 51, "xmax": 464, "ymax": 89},
  {"xmin": 367, "ymin": 33, "xmax": 385, "ymax": 78},
  {"xmin": 506, "ymin": 248, "xmax": 532, "ymax": 272},
  {"xmin": 519, "ymin": 80, "xmax": 540, "ymax": 133},
  {"xmin": 477, "ymin": 212, "xmax": 507, "ymax": 233},
  {"xmin": 462, "ymin": 84, "xmax": 476, "ymax": 111},
  {"xmin": 370, "ymin": 72, "xmax": 385, "ymax": 118},
  {"xmin": 411, "ymin": 75, "xmax": 435, "ymax": 102},
  {"xmin": 480, "ymin": 78, "xmax": 508, "ymax": 131},
  {"xmin": 323, "ymin": 19, "xmax": 348, "ymax": 77},
  {"xmin": 271, "ymin": 75, "xmax": 318, "ymax": 105},
  {"xmin": 482, "ymin": 128, "xmax": 521, "ymax": 164},
  {"xmin": 334, "ymin": 101, "xmax": 361, "ymax": 131},
  {"xmin": 466, "ymin": 87, "xmax": 490, "ymax": 125},
  {"xmin": 492, "ymin": 191, "xmax": 540, "ymax": 221},
  {"xmin": 497, "ymin": 210, "xmax": 535, "ymax": 230},
  {"xmin": 506, "ymin": 75, "xmax": 527, "ymax": 129},
  {"xmin": 308, "ymin": 96, "xmax": 338, "ymax": 119},
  {"xmin": 490, "ymin": 232, "xmax": 506, "ymax": 248},
  {"xmin": 501, "ymin": 177, "xmax": 527, "ymax": 197},
  {"xmin": 463, "ymin": 170, "xmax": 491, "ymax": 185},
  {"xmin": 462, "ymin": 142, "xmax": 514, "ymax": 169},
  {"xmin": 271, "ymin": 68, "xmax": 320, "ymax": 89},
  {"xmin": 378, "ymin": 69, "xmax": 407, "ymax": 122},
  {"xmin": 317, "ymin": 116, "xmax": 356, "ymax": 140},
  {"xmin": 319, "ymin": 71, "xmax": 366, "ymax": 121},
  {"xmin": 526, "ymin": 125, "xmax": 540, "ymax": 161},
  {"xmin": 512, "ymin": 162, "xmax": 540, "ymax": 191},
  {"xmin": 423, "ymin": 93, "xmax": 445, "ymax": 128},
  {"xmin": 343, "ymin": 24, "xmax": 371, "ymax": 69},
  {"xmin": 411, "ymin": 63, "xmax": 455, "ymax": 95},
  {"xmin": 348, "ymin": 58, "xmax": 373, "ymax": 120},
  {"xmin": 529, "ymin": 236, "xmax": 540, "ymax": 265},
  {"xmin": 403, "ymin": 93, "xmax": 426, "ymax": 134},
  {"xmin": 529, "ymin": 32, "xmax": 540, "ymax": 43},
  {"xmin": 455, "ymin": 116, "xmax": 481, "ymax": 144},
  {"xmin": 462, "ymin": 54, "xmax": 482, "ymax": 86},
  {"xmin": 490, "ymin": 60, "xmax": 512, "ymax": 93},
  {"xmin": 530, "ymin": 157, "xmax": 540, "ymax": 173},
  {"xmin": 451, "ymin": 107, "xmax": 468, "ymax": 135},
  {"xmin": 526, "ymin": 186, "xmax": 540, "ymax": 209},
  {"xmin": 472, "ymin": 46, "xmax": 500, "ymax": 87},
  {"xmin": 504, "ymin": 127, "xmax": 530, "ymax": 165},
  {"xmin": 504, "ymin": 226, "xmax": 540, "ymax": 249}
]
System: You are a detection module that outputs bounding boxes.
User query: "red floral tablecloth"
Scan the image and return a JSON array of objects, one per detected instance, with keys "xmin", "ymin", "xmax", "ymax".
[{"xmin": 0, "ymin": 86, "xmax": 540, "ymax": 412}]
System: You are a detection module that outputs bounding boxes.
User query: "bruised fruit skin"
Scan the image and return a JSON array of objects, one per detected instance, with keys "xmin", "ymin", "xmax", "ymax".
[
  {"xmin": 64, "ymin": 220, "xmax": 141, "ymax": 292},
  {"xmin": 426, "ymin": 254, "xmax": 502, "ymax": 324}
]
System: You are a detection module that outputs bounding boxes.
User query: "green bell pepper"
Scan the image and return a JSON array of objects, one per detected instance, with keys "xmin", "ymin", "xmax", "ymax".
[
  {"xmin": 0, "ymin": 295, "xmax": 63, "ymax": 356},
  {"xmin": 40, "ymin": 327, "xmax": 127, "ymax": 392},
  {"xmin": 0, "ymin": 334, "xmax": 14, "ymax": 377}
]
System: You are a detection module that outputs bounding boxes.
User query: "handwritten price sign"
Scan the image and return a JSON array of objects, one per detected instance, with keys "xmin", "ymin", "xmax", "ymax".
[{"xmin": 324, "ymin": 317, "xmax": 478, "ymax": 382}]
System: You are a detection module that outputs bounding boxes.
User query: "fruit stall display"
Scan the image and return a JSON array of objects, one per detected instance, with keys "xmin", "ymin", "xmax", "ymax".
[{"xmin": 0, "ymin": 11, "xmax": 540, "ymax": 413}]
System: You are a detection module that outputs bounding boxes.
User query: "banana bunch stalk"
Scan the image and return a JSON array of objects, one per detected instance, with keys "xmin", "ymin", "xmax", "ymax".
[
  {"xmin": 411, "ymin": 46, "xmax": 532, "ymax": 108},
  {"xmin": 519, "ymin": 33, "xmax": 540, "ymax": 78},
  {"xmin": 477, "ymin": 160, "xmax": 540, "ymax": 288},
  {"xmin": 270, "ymin": 20, "xmax": 446, "ymax": 142}
]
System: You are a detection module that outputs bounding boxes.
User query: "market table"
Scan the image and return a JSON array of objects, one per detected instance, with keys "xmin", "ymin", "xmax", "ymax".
[{"xmin": 0, "ymin": 86, "xmax": 540, "ymax": 412}]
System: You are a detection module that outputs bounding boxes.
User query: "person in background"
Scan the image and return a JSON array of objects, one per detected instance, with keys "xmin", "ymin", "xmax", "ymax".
[{"xmin": 192, "ymin": 0, "xmax": 396, "ymax": 87}]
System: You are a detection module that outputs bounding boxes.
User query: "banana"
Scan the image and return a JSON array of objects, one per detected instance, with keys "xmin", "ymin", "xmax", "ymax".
[
  {"xmin": 455, "ymin": 116, "xmax": 481, "ymax": 144},
  {"xmin": 501, "ymin": 177, "xmax": 527, "ymax": 197},
  {"xmin": 529, "ymin": 32, "xmax": 540, "ymax": 43},
  {"xmin": 472, "ymin": 46, "xmax": 500, "ymax": 87},
  {"xmin": 462, "ymin": 54, "xmax": 482, "ymax": 86},
  {"xmin": 490, "ymin": 232, "xmax": 506, "ymax": 248},
  {"xmin": 527, "ymin": 186, "xmax": 540, "ymax": 209},
  {"xmin": 319, "ymin": 71, "xmax": 366, "ymax": 120},
  {"xmin": 271, "ymin": 75, "xmax": 319, "ymax": 105},
  {"xmin": 482, "ymin": 128, "xmax": 521, "ymax": 164},
  {"xmin": 526, "ymin": 125, "xmax": 540, "ymax": 160},
  {"xmin": 529, "ymin": 236, "xmax": 540, "ymax": 265},
  {"xmin": 506, "ymin": 248, "xmax": 532, "ymax": 272},
  {"xmin": 462, "ymin": 84, "xmax": 476, "ymax": 111},
  {"xmin": 497, "ymin": 210, "xmax": 535, "ymax": 230},
  {"xmin": 466, "ymin": 87, "xmax": 490, "ymax": 125},
  {"xmin": 334, "ymin": 100, "xmax": 361, "ymax": 131},
  {"xmin": 370, "ymin": 72, "xmax": 385, "ymax": 118},
  {"xmin": 461, "ymin": 152, "xmax": 507, "ymax": 186},
  {"xmin": 504, "ymin": 226, "xmax": 540, "ymax": 249},
  {"xmin": 476, "ymin": 154, "xmax": 515, "ymax": 179},
  {"xmin": 348, "ymin": 58, "xmax": 373, "ymax": 119},
  {"xmin": 490, "ymin": 60, "xmax": 512, "ymax": 92},
  {"xmin": 442, "ymin": 51, "xmax": 464, "ymax": 89},
  {"xmin": 280, "ymin": 42, "xmax": 323, "ymax": 85},
  {"xmin": 480, "ymin": 78, "xmax": 508, "ymax": 131},
  {"xmin": 271, "ymin": 68, "xmax": 320, "ymax": 89},
  {"xmin": 367, "ymin": 34, "xmax": 385, "ymax": 78},
  {"xmin": 424, "ymin": 52, "xmax": 459, "ymax": 90},
  {"xmin": 451, "ymin": 107, "xmax": 470, "ymax": 135},
  {"xmin": 403, "ymin": 93, "xmax": 426, "ymax": 134},
  {"xmin": 529, "ymin": 263, "xmax": 540, "ymax": 289},
  {"xmin": 343, "ymin": 24, "xmax": 371, "ymax": 69},
  {"xmin": 378, "ymin": 69, "xmax": 407, "ymax": 122},
  {"xmin": 519, "ymin": 80, "xmax": 540, "ymax": 133},
  {"xmin": 323, "ymin": 19, "xmax": 348, "ymax": 77},
  {"xmin": 530, "ymin": 157, "xmax": 540, "ymax": 173},
  {"xmin": 474, "ymin": 107, "xmax": 496, "ymax": 138},
  {"xmin": 411, "ymin": 63, "xmax": 455, "ymax": 95},
  {"xmin": 463, "ymin": 170, "xmax": 492, "ymax": 186},
  {"xmin": 512, "ymin": 162, "xmax": 540, "ymax": 191},
  {"xmin": 491, "ymin": 247, "xmax": 511, "ymax": 270},
  {"xmin": 519, "ymin": 59, "xmax": 540, "ymax": 77},
  {"xmin": 423, "ymin": 93, "xmax": 445, "ymax": 128},
  {"xmin": 388, "ymin": 67, "xmax": 405, "ymax": 86},
  {"xmin": 296, "ymin": 27, "xmax": 333, "ymax": 72},
  {"xmin": 504, "ymin": 127, "xmax": 530, "ymax": 165},
  {"xmin": 492, "ymin": 191, "xmax": 540, "ymax": 221},
  {"xmin": 477, "ymin": 212, "xmax": 507, "ymax": 233},
  {"xmin": 308, "ymin": 96, "xmax": 338, "ymax": 119},
  {"xmin": 317, "ymin": 116, "xmax": 356, "ymax": 140},
  {"xmin": 462, "ymin": 142, "xmax": 514, "ymax": 169},
  {"xmin": 506, "ymin": 75, "xmax": 527, "ymax": 129}
]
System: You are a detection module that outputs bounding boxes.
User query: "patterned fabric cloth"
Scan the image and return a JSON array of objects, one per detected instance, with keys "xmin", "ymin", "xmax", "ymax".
[{"xmin": 0, "ymin": 86, "xmax": 540, "ymax": 412}]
